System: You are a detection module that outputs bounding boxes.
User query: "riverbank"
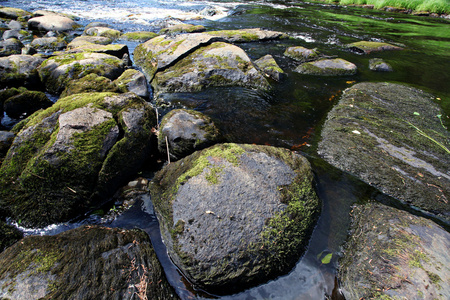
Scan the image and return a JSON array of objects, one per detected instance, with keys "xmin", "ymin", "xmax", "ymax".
[{"xmin": 315, "ymin": 0, "xmax": 450, "ymax": 15}]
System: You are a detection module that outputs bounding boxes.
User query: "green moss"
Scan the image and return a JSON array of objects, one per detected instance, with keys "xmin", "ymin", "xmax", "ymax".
[
  {"xmin": 120, "ymin": 31, "xmax": 158, "ymax": 42},
  {"xmin": 206, "ymin": 30, "xmax": 260, "ymax": 42}
]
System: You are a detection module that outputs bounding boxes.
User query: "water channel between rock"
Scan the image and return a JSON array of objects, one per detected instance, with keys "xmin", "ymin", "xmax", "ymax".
[{"xmin": 2, "ymin": 0, "xmax": 449, "ymax": 299}]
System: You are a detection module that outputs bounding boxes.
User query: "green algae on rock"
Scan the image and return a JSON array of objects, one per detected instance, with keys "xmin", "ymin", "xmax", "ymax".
[
  {"xmin": 284, "ymin": 46, "xmax": 320, "ymax": 62},
  {"xmin": 119, "ymin": 31, "xmax": 159, "ymax": 42},
  {"xmin": 150, "ymin": 143, "xmax": 320, "ymax": 293},
  {"xmin": 0, "ymin": 7, "xmax": 31, "ymax": 20},
  {"xmin": 254, "ymin": 54, "xmax": 286, "ymax": 81},
  {"xmin": 318, "ymin": 82, "xmax": 450, "ymax": 222},
  {"xmin": 59, "ymin": 73, "xmax": 121, "ymax": 98},
  {"xmin": 294, "ymin": 58, "xmax": 357, "ymax": 76},
  {"xmin": 0, "ymin": 225, "xmax": 178, "ymax": 299},
  {"xmin": 0, "ymin": 92, "xmax": 156, "ymax": 227},
  {"xmin": 38, "ymin": 52, "xmax": 126, "ymax": 94},
  {"xmin": 152, "ymin": 41, "xmax": 270, "ymax": 94},
  {"xmin": 0, "ymin": 55, "xmax": 45, "ymax": 90},
  {"xmin": 346, "ymin": 40, "xmax": 403, "ymax": 54},
  {"xmin": 159, "ymin": 24, "xmax": 206, "ymax": 35},
  {"xmin": 339, "ymin": 202, "xmax": 450, "ymax": 300}
]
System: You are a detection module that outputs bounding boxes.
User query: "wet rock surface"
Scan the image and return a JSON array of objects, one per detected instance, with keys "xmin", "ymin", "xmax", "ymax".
[
  {"xmin": 0, "ymin": 225, "xmax": 177, "ymax": 299},
  {"xmin": 346, "ymin": 40, "xmax": 403, "ymax": 54},
  {"xmin": 0, "ymin": 54, "xmax": 45, "ymax": 89},
  {"xmin": 150, "ymin": 143, "xmax": 320, "ymax": 293},
  {"xmin": 339, "ymin": 202, "xmax": 450, "ymax": 300},
  {"xmin": 318, "ymin": 82, "xmax": 450, "ymax": 221},
  {"xmin": 294, "ymin": 58, "xmax": 357, "ymax": 76},
  {"xmin": 27, "ymin": 15, "xmax": 80, "ymax": 32}
]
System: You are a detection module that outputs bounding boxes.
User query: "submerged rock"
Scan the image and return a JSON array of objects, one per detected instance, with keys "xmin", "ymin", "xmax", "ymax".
[
  {"xmin": 369, "ymin": 58, "xmax": 393, "ymax": 72},
  {"xmin": 339, "ymin": 202, "xmax": 450, "ymax": 300},
  {"xmin": 318, "ymin": 82, "xmax": 450, "ymax": 221},
  {"xmin": 0, "ymin": 225, "xmax": 177, "ymax": 299},
  {"xmin": 294, "ymin": 58, "xmax": 357, "ymax": 76},
  {"xmin": 28, "ymin": 15, "xmax": 80, "ymax": 32},
  {"xmin": 150, "ymin": 143, "xmax": 320, "ymax": 293},
  {"xmin": 158, "ymin": 109, "xmax": 221, "ymax": 161},
  {"xmin": 0, "ymin": 92, "xmax": 156, "ymax": 227},
  {"xmin": 254, "ymin": 54, "xmax": 286, "ymax": 81},
  {"xmin": 38, "ymin": 52, "xmax": 126, "ymax": 94},
  {"xmin": 0, "ymin": 54, "xmax": 45, "ymax": 89},
  {"xmin": 152, "ymin": 41, "xmax": 270, "ymax": 94},
  {"xmin": 347, "ymin": 40, "xmax": 403, "ymax": 54}
]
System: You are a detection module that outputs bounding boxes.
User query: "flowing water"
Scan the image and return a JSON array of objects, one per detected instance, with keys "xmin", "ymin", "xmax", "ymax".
[{"xmin": 3, "ymin": 0, "xmax": 450, "ymax": 299}]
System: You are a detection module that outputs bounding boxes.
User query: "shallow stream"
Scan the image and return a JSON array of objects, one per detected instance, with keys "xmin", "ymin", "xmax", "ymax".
[{"xmin": 3, "ymin": 0, "xmax": 450, "ymax": 299}]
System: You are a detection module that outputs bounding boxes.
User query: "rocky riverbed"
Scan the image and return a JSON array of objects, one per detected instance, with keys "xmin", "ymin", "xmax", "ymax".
[{"xmin": 0, "ymin": 3, "xmax": 449, "ymax": 300}]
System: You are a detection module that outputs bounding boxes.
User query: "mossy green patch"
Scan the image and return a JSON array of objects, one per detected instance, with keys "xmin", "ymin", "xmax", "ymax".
[{"xmin": 120, "ymin": 31, "xmax": 158, "ymax": 42}]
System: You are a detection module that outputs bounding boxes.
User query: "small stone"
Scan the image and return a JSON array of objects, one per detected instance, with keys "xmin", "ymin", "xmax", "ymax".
[{"xmin": 369, "ymin": 58, "xmax": 393, "ymax": 72}]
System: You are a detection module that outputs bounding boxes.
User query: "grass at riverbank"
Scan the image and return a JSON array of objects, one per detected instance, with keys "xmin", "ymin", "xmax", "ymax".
[{"xmin": 321, "ymin": 0, "xmax": 450, "ymax": 14}]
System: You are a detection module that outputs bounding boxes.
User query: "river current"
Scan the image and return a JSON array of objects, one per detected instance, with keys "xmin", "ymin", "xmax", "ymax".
[{"xmin": 2, "ymin": 0, "xmax": 450, "ymax": 299}]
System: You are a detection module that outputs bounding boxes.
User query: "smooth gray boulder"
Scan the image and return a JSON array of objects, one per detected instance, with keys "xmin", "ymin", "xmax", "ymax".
[
  {"xmin": 151, "ymin": 41, "xmax": 270, "ymax": 94},
  {"xmin": 150, "ymin": 143, "xmax": 320, "ymax": 293},
  {"xmin": 318, "ymin": 82, "xmax": 450, "ymax": 222},
  {"xmin": 369, "ymin": 58, "xmax": 393, "ymax": 72},
  {"xmin": 158, "ymin": 109, "xmax": 221, "ymax": 161},
  {"xmin": 7, "ymin": 20, "xmax": 23, "ymax": 30},
  {"xmin": 38, "ymin": 52, "xmax": 126, "ymax": 94},
  {"xmin": 294, "ymin": 58, "xmax": 357, "ymax": 76},
  {"xmin": 339, "ymin": 202, "xmax": 450, "ymax": 300},
  {"xmin": 114, "ymin": 69, "xmax": 149, "ymax": 98},
  {"xmin": 0, "ymin": 55, "xmax": 44, "ymax": 89},
  {"xmin": 28, "ymin": 15, "xmax": 80, "ymax": 32},
  {"xmin": 0, "ymin": 92, "xmax": 156, "ymax": 227},
  {"xmin": 0, "ymin": 226, "xmax": 177, "ymax": 299}
]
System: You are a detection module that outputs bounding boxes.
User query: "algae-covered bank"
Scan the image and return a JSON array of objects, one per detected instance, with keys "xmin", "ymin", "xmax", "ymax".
[{"xmin": 0, "ymin": 0, "xmax": 449, "ymax": 299}]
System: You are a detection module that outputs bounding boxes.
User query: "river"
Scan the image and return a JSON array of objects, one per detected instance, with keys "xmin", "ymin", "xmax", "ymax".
[{"xmin": 3, "ymin": 0, "xmax": 450, "ymax": 299}]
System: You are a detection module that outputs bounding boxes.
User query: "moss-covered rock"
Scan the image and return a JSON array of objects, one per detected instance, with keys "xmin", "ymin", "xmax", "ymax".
[
  {"xmin": 159, "ymin": 24, "xmax": 206, "ymax": 35},
  {"xmin": 158, "ymin": 109, "xmax": 221, "ymax": 161},
  {"xmin": 152, "ymin": 41, "xmax": 270, "ymax": 94},
  {"xmin": 67, "ymin": 36, "xmax": 113, "ymax": 48},
  {"xmin": 369, "ymin": 58, "xmax": 393, "ymax": 72},
  {"xmin": 0, "ymin": 221, "xmax": 22, "ymax": 253},
  {"xmin": 0, "ymin": 55, "xmax": 45, "ymax": 89},
  {"xmin": 3, "ymin": 90, "xmax": 53, "ymax": 119},
  {"xmin": 294, "ymin": 58, "xmax": 357, "ymax": 76},
  {"xmin": 0, "ymin": 225, "xmax": 177, "ymax": 299},
  {"xmin": 0, "ymin": 37, "xmax": 23, "ymax": 57},
  {"xmin": 84, "ymin": 26, "xmax": 121, "ymax": 39},
  {"xmin": 27, "ymin": 15, "xmax": 81, "ymax": 32},
  {"xmin": 113, "ymin": 69, "xmax": 149, "ymax": 98},
  {"xmin": 254, "ymin": 54, "xmax": 286, "ymax": 81},
  {"xmin": 204, "ymin": 28, "xmax": 289, "ymax": 43},
  {"xmin": 0, "ymin": 92, "xmax": 156, "ymax": 227},
  {"xmin": 59, "ymin": 73, "xmax": 121, "ymax": 98},
  {"xmin": 339, "ymin": 202, "xmax": 450, "ymax": 300},
  {"xmin": 0, "ymin": 87, "xmax": 28, "ymax": 115},
  {"xmin": 284, "ymin": 46, "xmax": 319, "ymax": 62},
  {"xmin": 119, "ymin": 31, "xmax": 158, "ymax": 42},
  {"xmin": 346, "ymin": 40, "xmax": 403, "ymax": 54},
  {"xmin": 0, "ymin": 7, "xmax": 31, "ymax": 20},
  {"xmin": 318, "ymin": 82, "xmax": 450, "ymax": 222},
  {"xmin": 150, "ymin": 143, "xmax": 320, "ymax": 293},
  {"xmin": 38, "ymin": 52, "xmax": 126, "ymax": 94},
  {"xmin": 30, "ymin": 37, "xmax": 67, "ymax": 52},
  {"xmin": 59, "ymin": 43, "xmax": 130, "ymax": 63}
]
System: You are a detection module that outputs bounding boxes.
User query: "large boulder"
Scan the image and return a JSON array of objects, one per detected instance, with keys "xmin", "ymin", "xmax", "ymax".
[
  {"xmin": 38, "ymin": 52, "xmax": 126, "ymax": 94},
  {"xmin": 0, "ymin": 55, "xmax": 45, "ymax": 89},
  {"xmin": 61, "ymin": 43, "xmax": 130, "ymax": 62},
  {"xmin": 204, "ymin": 28, "xmax": 289, "ymax": 43},
  {"xmin": 0, "ymin": 225, "xmax": 177, "ymax": 299},
  {"xmin": 3, "ymin": 90, "xmax": 53, "ymax": 119},
  {"xmin": 27, "ymin": 15, "xmax": 80, "ymax": 32},
  {"xmin": 158, "ymin": 109, "xmax": 221, "ymax": 161},
  {"xmin": 30, "ymin": 37, "xmax": 67, "ymax": 52},
  {"xmin": 318, "ymin": 82, "xmax": 450, "ymax": 222},
  {"xmin": 67, "ymin": 36, "xmax": 113, "ymax": 48},
  {"xmin": 0, "ymin": 38, "xmax": 23, "ymax": 57},
  {"xmin": 159, "ymin": 24, "xmax": 205, "ymax": 35},
  {"xmin": 0, "ymin": 92, "xmax": 156, "ymax": 227},
  {"xmin": 339, "ymin": 202, "xmax": 450, "ymax": 300},
  {"xmin": 151, "ymin": 41, "xmax": 270, "ymax": 94},
  {"xmin": 150, "ymin": 143, "xmax": 320, "ymax": 293},
  {"xmin": 284, "ymin": 46, "xmax": 319, "ymax": 62},
  {"xmin": 59, "ymin": 73, "xmax": 121, "ymax": 98},
  {"xmin": 119, "ymin": 31, "xmax": 159, "ymax": 42},
  {"xmin": 294, "ymin": 58, "xmax": 357, "ymax": 76},
  {"xmin": 0, "ymin": 7, "xmax": 31, "ymax": 20}
]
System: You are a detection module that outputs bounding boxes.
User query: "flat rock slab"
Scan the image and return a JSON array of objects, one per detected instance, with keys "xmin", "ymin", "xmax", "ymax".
[
  {"xmin": 347, "ymin": 41, "xmax": 403, "ymax": 54},
  {"xmin": 152, "ymin": 42, "xmax": 270, "ymax": 94},
  {"xmin": 28, "ymin": 15, "xmax": 80, "ymax": 32},
  {"xmin": 150, "ymin": 143, "xmax": 320, "ymax": 293},
  {"xmin": 318, "ymin": 82, "xmax": 450, "ymax": 222},
  {"xmin": 339, "ymin": 202, "xmax": 450, "ymax": 300},
  {"xmin": 0, "ymin": 226, "xmax": 177, "ymax": 299},
  {"xmin": 294, "ymin": 58, "xmax": 357, "ymax": 76}
]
